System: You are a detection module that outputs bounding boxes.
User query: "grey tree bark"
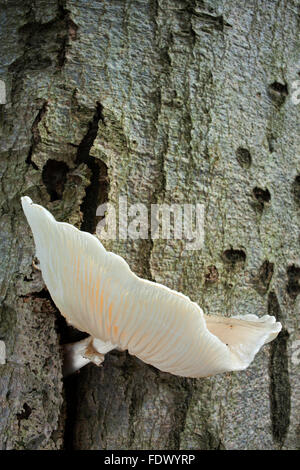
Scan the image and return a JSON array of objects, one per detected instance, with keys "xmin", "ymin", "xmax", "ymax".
[{"xmin": 0, "ymin": 0, "xmax": 299, "ymax": 450}]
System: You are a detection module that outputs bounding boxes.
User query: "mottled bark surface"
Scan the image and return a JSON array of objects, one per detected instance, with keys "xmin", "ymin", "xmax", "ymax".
[{"xmin": 0, "ymin": 0, "xmax": 299, "ymax": 450}]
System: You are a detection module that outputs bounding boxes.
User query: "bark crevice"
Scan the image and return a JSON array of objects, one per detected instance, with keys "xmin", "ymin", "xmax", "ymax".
[
  {"xmin": 268, "ymin": 291, "xmax": 291, "ymax": 447},
  {"xmin": 76, "ymin": 102, "xmax": 108, "ymax": 234},
  {"xmin": 25, "ymin": 101, "xmax": 48, "ymax": 170}
]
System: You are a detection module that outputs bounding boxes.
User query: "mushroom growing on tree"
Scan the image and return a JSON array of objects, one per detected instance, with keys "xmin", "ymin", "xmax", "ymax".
[{"xmin": 21, "ymin": 196, "xmax": 281, "ymax": 378}]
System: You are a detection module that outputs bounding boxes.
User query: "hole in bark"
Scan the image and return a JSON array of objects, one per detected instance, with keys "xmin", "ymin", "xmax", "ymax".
[
  {"xmin": 236, "ymin": 147, "xmax": 251, "ymax": 169},
  {"xmin": 286, "ymin": 265, "xmax": 300, "ymax": 298},
  {"xmin": 269, "ymin": 81, "xmax": 288, "ymax": 95},
  {"xmin": 253, "ymin": 187, "xmax": 271, "ymax": 210},
  {"xmin": 42, "ymin": 159, "xmax": 69, "ymax": 201},
  {"xmin": 268, "ymin": 82, "xmax": 288, "ymax": 106},
  {"xmin": 205, "ymin": 265, "xmax": 219, "ymax": 283},
  {"xmin": 292, "ymin": 175, "xmax": 300, "ymax": 206},
  {"xmin": 256, "ymin": 260, "xmax": 274, "ymax": 294},
  {"xmin": 222, "ymin": 249, "xmax": 246, "ymax": 265},
  {"xmin": 17, "ymin": 403, "xmax": 32, "ymax": 421}
]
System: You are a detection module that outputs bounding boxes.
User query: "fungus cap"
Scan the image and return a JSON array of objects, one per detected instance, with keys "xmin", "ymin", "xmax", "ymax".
[{"xmin": 21, "ymin": 196, "xmax": 282, "ymax": 378}]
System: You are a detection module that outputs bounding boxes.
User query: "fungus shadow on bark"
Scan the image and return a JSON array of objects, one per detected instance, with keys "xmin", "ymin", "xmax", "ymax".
[{"xmin": 55, "ymin": 311, "xmax": 89, "ymax": 450}]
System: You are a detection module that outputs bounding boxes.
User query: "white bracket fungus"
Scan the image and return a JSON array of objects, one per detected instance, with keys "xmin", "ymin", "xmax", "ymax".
[{"xmin": 21, "ymin": 196, "xmax": 282, "ymax": 378}]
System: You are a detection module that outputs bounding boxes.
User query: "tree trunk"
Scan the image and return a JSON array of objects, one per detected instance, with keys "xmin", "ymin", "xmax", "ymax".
[{"xmin": 0, "ymin": 0, "xmax": 299, "ymax": 450}]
